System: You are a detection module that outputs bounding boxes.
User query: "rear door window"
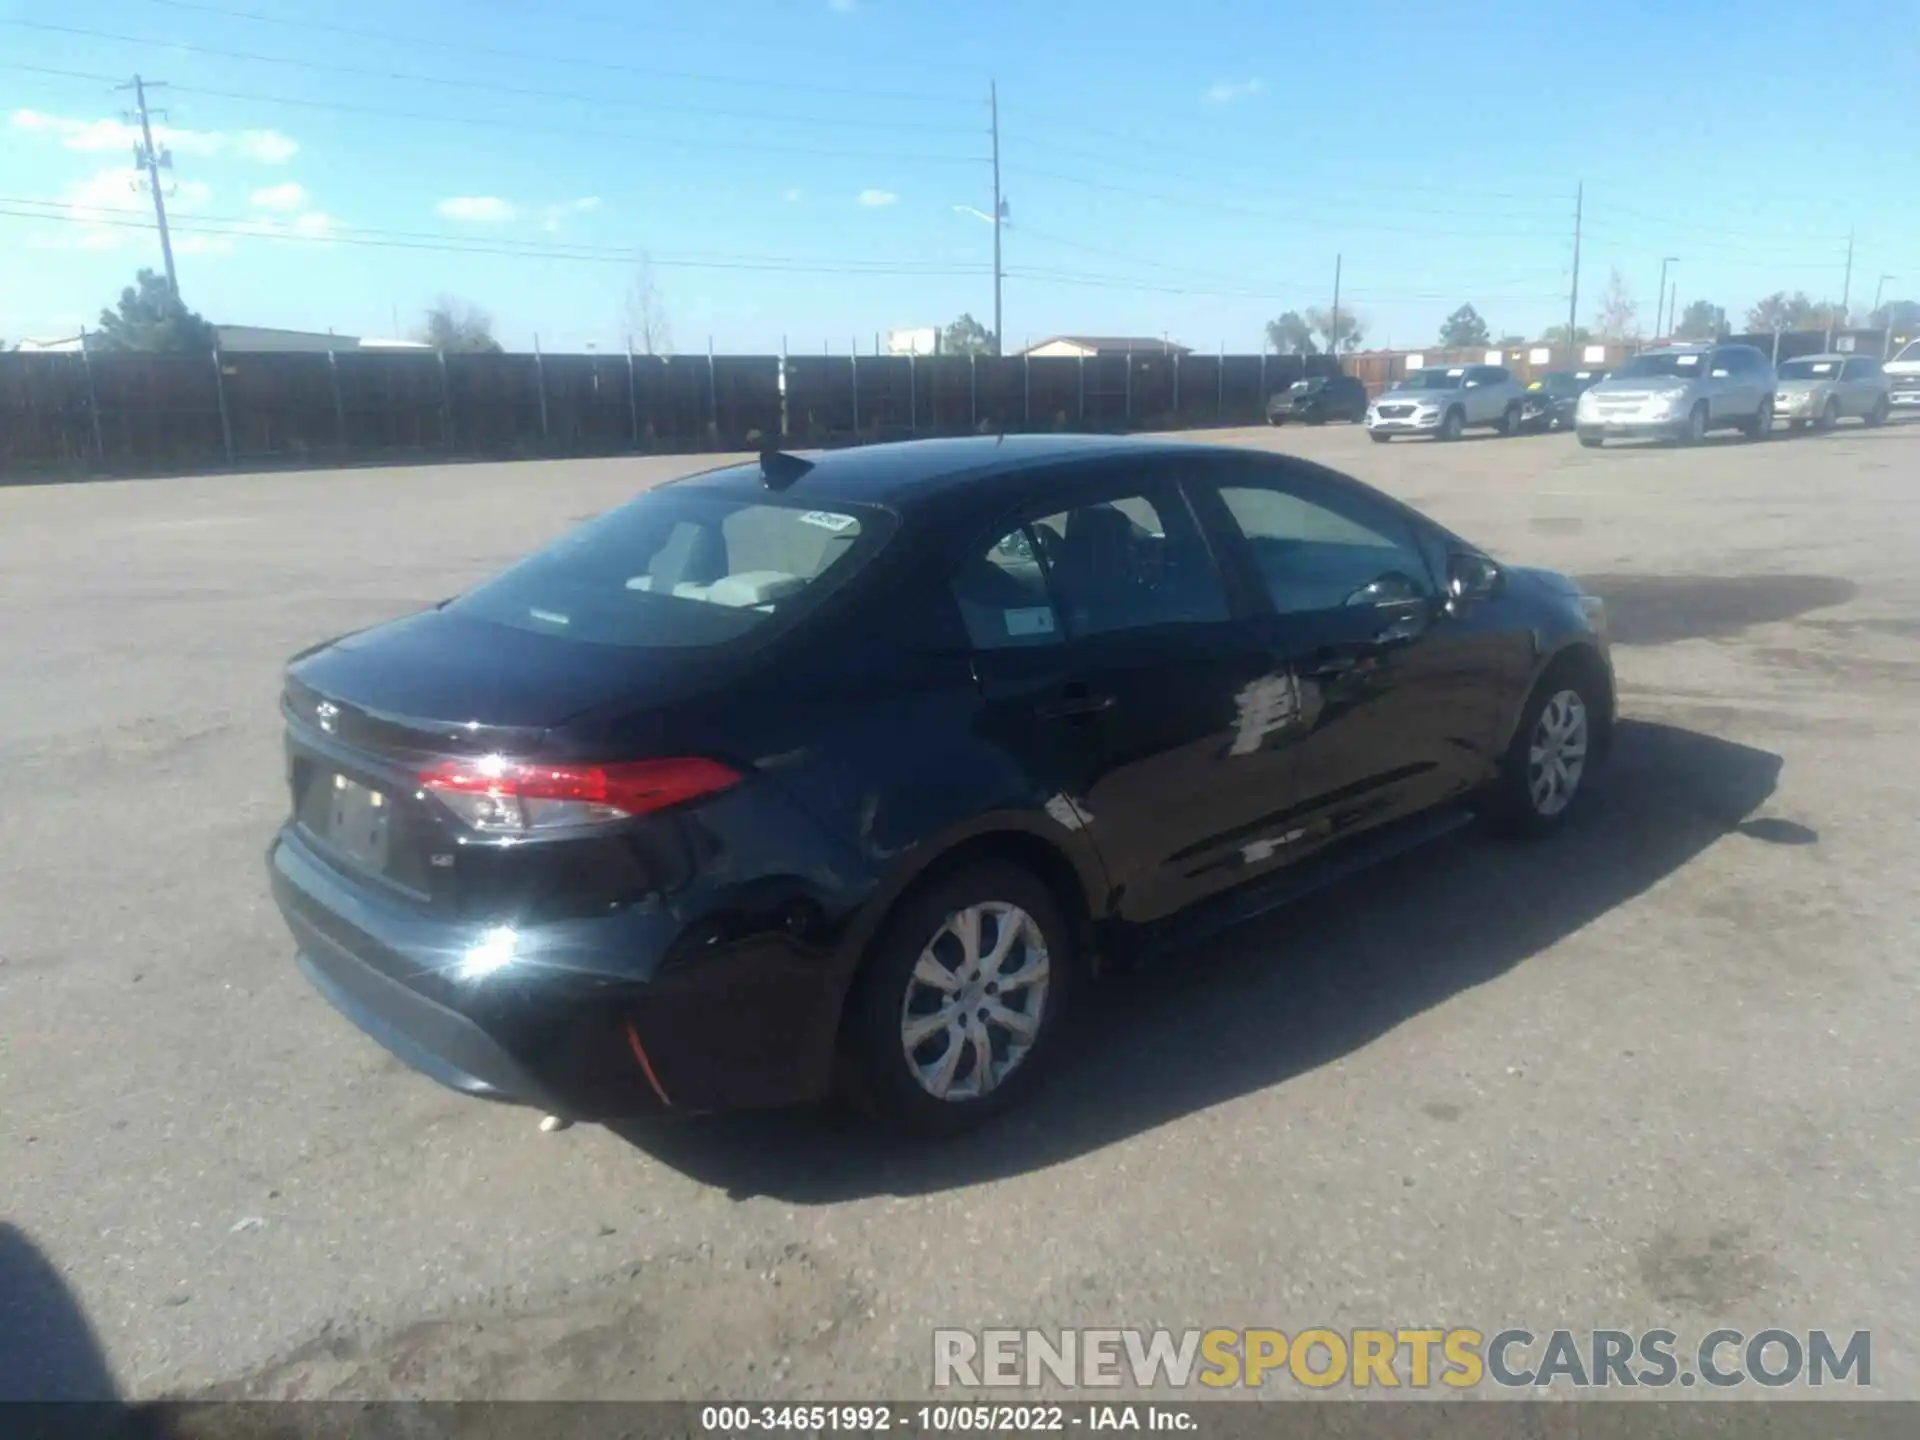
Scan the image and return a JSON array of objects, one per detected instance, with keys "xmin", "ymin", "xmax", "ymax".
[
  {"xmin": 450, "ymin": 487, "xmax": 893, "ymax": 648},
  {"xmin": 952, "ymin": 486, "xmax": 1229, "ymax": 649}
]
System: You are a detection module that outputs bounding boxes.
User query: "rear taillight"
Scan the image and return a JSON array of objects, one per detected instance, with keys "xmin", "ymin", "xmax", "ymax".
[{"xmin": 418, "ymin": 755, "xmax": 741, "ymax": 834}]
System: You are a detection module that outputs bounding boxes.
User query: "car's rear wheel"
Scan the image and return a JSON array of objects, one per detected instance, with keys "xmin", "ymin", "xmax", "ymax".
[
  {"xmin": 1483, "ymin": 662, "xmax": 1605, "ymax": 838},
  {"xmin": 1268, "ymin": 415, "xmax": 1285, "ymax": 427},
  {"xmin": 1867, "ymin": 396, "xmax": 1890, "ymax": 427},
  {"xmin": 1439, "ymin": 408, "xmax": 1465, "ymax": 441},
  {"xmin": 846, "ymin": 863, "xmax": 1074, "ymax": 1137},
  {"xmin": 1818, "ymin": 397, "xmax": 1840, "ymax": 432}
]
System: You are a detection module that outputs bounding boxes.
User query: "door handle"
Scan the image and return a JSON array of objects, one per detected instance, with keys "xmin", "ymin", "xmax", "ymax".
[{"xmin": 1036, "ymin": 688, "xmax": 1117, "ymax": 720}]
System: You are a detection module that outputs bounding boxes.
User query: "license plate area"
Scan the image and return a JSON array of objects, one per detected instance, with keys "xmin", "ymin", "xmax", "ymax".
[{"xmin": 323, "ymin": 773, "xmax": 394, "ymax": 875}]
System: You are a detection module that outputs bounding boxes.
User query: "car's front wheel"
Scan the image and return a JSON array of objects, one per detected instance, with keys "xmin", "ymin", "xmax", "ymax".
[
  {"xmin": 1368, "ymin": 430, "xmax": 1392, "ymax": 443},
  {"xmin": 1866, "ymin": 396, "xmax": 1890, "ymax": 428},
  {"xmin": 1483, "ymin": 663, "xmax": 1605, "ymax": 837},
  {"xmin": 1817, "ymin": 397, "xmax": 1840, "ymax": 432},
  {"xmin": 1438, "ymin": 408, "xmax": 1465, "ymax": 441},
  {"xmin": 846, "ymin": 863, "xmax": 1074, "ymax": 1137},
  {"xmin": 1675, "ymin": 402, "xmax": 1708, "ymax": 446},
  {"xmin": 1741, "ymin": 399, "xmax": 1773, "ymax": 440}
]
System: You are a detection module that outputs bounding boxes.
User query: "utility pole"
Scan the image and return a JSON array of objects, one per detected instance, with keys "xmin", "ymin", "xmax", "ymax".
[
  {"xmin": 118, "ymin": 75, "xmax": 179, "ymax": 298},
  {"xmin": 1656, "ymin": 256, "xmax": 1678, "ymax": 339},
  {"xmin": 989, "ymin": 81, "xmax": 1004, "ymax": 356},
  {"xmin": 1330, "ymin": 254, "xmax": 1342, "ymax": 365},
  {"xmin": 1566, "ymin": 182, "xmax": 1583, "ymax": 360},
  {"xmin": 1839, "ymin": 228, "xmax": 1855, "ymax": 321}
]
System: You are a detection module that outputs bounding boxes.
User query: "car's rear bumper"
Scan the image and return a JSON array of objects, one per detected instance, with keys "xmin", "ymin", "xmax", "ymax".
[{"xmin": 269, "ymin": 827, "xmax": 851, "ymax": 1118}]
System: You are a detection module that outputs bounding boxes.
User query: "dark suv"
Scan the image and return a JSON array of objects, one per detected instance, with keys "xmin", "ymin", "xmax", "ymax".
[{"xmin": 1267, "ymin": 374, "xmax": 1369, "ymax": 426}]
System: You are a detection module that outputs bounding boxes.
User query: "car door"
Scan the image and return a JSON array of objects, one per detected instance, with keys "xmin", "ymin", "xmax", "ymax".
[
  {"xmin": 1459, "ymin": 367, "xmax": 1493, "ymax": 424},
  {"xmin": 956, "ymin": 465, "xmax": 1299, "ymax": 926},
  {"xmin": 1188, "ymin": 454, "xmax": 1508, "ymax": 860},
  {"xmin": 1841, "ymin": 358, "xmax": 1878, "ymax": 416}
]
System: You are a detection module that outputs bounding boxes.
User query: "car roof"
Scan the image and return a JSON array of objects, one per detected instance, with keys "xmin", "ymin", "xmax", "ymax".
[
  {"xmin": 1783, "ymin": 353, "xmax": 1850, "ymax": 363},
  {"xmin": 663, "ymin": 434, "xmax": 1229, "ymax": 507}
]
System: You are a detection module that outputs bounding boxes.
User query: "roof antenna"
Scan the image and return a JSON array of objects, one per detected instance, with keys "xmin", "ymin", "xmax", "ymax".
[{"xmin": 759, "ymin": 448, "xmax": 814, "ymax": 491}]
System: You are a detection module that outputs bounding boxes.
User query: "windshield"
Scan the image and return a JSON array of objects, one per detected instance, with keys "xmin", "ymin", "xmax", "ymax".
[
  {"xmin": 1892, "ymin": 342, "xmax": 1920, "ymax": 364},
  {"xmin": 1531, "ymin": 372, "xmax": 1584, "ymax": 394},
  {"xmin": 1610, "ymin": 352, "xmax": 1709, "ymax": 380},
  {"xmin": 1778, "ymin": 359, "xmax": 1841, "ymax": 381},
  {"xmin": 1394, "ymin": 368, "xmax": 1465, "ymax": 390},
  {"xmin": 450, "ymin": 485, "xmax": 893, "ymax": 648}
]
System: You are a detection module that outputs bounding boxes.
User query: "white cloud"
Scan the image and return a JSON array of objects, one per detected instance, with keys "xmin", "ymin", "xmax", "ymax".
[
  {"xmin": 235, "ymin": 130, "xmax": 298, "ymax": 164},
  {"xmin": 249, "ymin": 182, "xmax": 308, "ymax": 212},
  {"xmin": 782, "ymin": 187, "xmax": 804, "ymax": 202},
  {"xmin": 175, "ymin": 233, "xmax": 236, "ymax": 257},
  {"xmin": 437, "ymin": 195, "xmax": 518, "ymax": 222},
  {"xmin": 1202, "ymin": 78, "xmax": 1263, "ymax": 105},
  {"xmin": 538, "ymin": 195, "xmax": 601, "ymax": 232},
  {"xmin": 292, "ymin": 211, "xmax": 335, "ymax": 236},
  {"xmin": 857, "ymin": 188, "xmax": 898, "ymax": 207},
  {"xmin": 828, "ymin": 0, "xmax": 857, "ymax": 11},
  {"xmin": 10, "ymin": 109, "xmax": 295, "ymax": 162}
]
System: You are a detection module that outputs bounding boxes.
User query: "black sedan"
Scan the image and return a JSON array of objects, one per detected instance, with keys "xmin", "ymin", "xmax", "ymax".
[
  {"xmin": 1267, "ymin": 374, "xmax": 1369, "ymax": 425},
  {"xmin": 1519, "ymin": 369, "xmax": 1609, "ymax": 432},
  {"xmin": 270, "ymin": 436, "xmax": 1614, "ymax": 1137}
]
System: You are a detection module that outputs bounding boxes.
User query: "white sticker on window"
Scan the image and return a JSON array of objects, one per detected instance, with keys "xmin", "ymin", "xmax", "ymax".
[
  {"xmin": 798, "ymin": 510, "xmax": 857, "ymax": 532},
  {"xmin": 1004, "ymin": 607, "xmax": 1056, "ymax": 637},
  {"xmin": 1445, "ymin": 368, "xmax": 1466, "ymax": 376},
  {"xmin": 1811, "ymin": 362, "xmax": 1835, "ymax": 373},
  {"xmin": 1675, "ymin": 354, "xmax": 1700, "ymax": 366}
]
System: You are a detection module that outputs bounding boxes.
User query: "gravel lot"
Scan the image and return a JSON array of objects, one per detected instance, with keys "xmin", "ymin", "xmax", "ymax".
[{"xmin": 3, "ymin": 420, "xmax": 1917, "ymax": 1403}]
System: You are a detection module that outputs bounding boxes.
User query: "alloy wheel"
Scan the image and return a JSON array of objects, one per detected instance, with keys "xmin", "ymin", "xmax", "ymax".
[
  {"xmin": 899, "ymin": 902, "xmax": 1051, "ymax": 1102},
  {"xmin": 1527, "ymin": 689, "xmax": 1589, "ymax": 818}
]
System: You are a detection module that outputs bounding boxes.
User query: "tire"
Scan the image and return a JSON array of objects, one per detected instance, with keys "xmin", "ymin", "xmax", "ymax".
[
  {"xmin": 1268, "ymin": 415, "xmax": 1285, "ymax": 427},
  {"xmin": 1741, "ymin": 399, "xmax": 1773, "ymax": 440},
  {"xmin": 1817, "ymin": 398, "xmax": 1840, "ymax": 432},
  {"xmin": 1788, "ymin": 419, "xmax": 1808, "ymax": 433},
  {"xmin": 1498, "ymin": 404, "xmax": 1521, "ymax": 437},
  {"xmin": 1675, "ymin": 402, "xmax": 1708, "ymax": 446},
  {"xmin": 1438, "ymin": 408, "xmax": 1465, "ymax": 442},
  {"xmin": 845, "ymin": 862, "xmax": 1075, "ymax": 1138},
  {"xmin": 1867, "ymin": 396, "xmax": 1890, "ymax": 428},
  {"xmin": 1369, "ymin": 430, "xmax": 1393, "ymax": 443},
  {"xmin": 1482, "ymin": 662, "xmax": 1605, "ymax": 838},
  {"xmin": 1305, "ymin": 407, "xmax": 1327, "ymax": 426},
  {"xmin": 1578, "ymin": 433, "xmax": 1604, "ymax": 448}
]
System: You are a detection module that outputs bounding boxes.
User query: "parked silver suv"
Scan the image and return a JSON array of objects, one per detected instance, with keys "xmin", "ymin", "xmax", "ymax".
[
  {"xmin": 1773, "ymin": 354, "xmax": 1892, "ymax": 431},
  {"xmin": 1574, "ymin": 344, "xmax": 1775, "ymax": 447},
  {"xmin": 1366, "ymin": 363, "xmax": 1527, "ymax": 442}
]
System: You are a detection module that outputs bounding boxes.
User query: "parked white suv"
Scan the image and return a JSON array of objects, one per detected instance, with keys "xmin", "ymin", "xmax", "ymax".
[
  {"xmin": 1574, "ymin": 344, "xmax": 1775, "ymax": 447},
  {"xmin": 1885, "ymin": 340, "xmax": 1920, "ymax": 414},
  {"xmin": 1366, "ymin": 363, "xmax": 1527, "ymax": 442}
]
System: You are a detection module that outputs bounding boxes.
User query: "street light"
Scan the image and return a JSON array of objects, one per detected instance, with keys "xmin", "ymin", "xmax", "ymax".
[{"xmin": 1656, "ymin": 257, "xmax": 1680, "ymax": 338}]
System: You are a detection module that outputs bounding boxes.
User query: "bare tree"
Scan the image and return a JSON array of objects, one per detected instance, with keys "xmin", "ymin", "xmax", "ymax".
[
  {"xmin": 623, "ymin": 253, "xmax": 673, "ymax": 356},
  {"xmin": 1593, "ymin": 269, "xmax": 1639, "ymax": 342}
]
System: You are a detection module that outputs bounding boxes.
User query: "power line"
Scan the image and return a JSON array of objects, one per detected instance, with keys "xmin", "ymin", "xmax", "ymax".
[
  {"xmin": 0, "ymin": 20, "xmax": 982, "ymax": 135},
  {"xmin": 0, "ymin": 203, "xmax": 995, "ymax": 275},
  {"xmin": 0, "ymin": 64, "xmax": 987, "ymax": 165},
  {"xmin": 115, "ymin": 0, "xmax": 978, "ymax": 105},
  {"xmin": 1002, "ymin": 163, "xmax": 1574, "ymax": 240}
]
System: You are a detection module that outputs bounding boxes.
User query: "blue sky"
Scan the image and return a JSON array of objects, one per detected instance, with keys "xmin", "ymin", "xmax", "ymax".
[{"xmin": 3, "ymin": 0, "xmax": 1914, "ymax": 352}]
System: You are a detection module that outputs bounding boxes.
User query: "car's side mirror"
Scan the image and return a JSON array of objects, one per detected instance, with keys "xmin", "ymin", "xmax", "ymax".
[
  {"xmin": 1345, "ymin": 571, "xmax": 1425, "ymax": 608},
  {"xmin": 1445, "ymin": 552, "xmax": 1502, "ymax": 610}
]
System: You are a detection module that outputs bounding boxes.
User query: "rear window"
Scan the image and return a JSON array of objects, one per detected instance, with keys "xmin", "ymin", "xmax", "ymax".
[{"xmin": 449, "ymin": 485, "xmax": 893, "ymax": 648}]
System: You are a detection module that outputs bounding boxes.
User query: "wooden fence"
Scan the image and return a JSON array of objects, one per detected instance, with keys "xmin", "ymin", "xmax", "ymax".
[{"xmin": 0, "ymin": 349, "xmax": 1343, "ymax": 479}]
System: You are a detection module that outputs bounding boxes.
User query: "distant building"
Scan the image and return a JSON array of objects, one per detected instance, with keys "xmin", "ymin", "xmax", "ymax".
[
  {"xmin": 887, "ymin": 327, "xmax": 940, "ymax": 357},
  {"xmin": 214, "ymin": 326, "xmax": 360, "ymax": 353},
  {"xmin": 1019, "ymin": 336, "xmax": 1191, "ymax": 359}
]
